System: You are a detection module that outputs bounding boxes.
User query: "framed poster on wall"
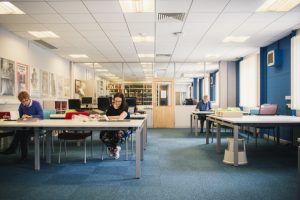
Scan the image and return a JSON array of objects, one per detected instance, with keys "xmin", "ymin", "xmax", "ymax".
[
  {"xmin": 16, "ymin": 63, "xmax": 29, "ymax": 93},
  {"xmin": 41, "ymin": 70, "xmax": 49, "ymax": 97},
  {"xmin": 0, "ymin": 57, "xmax": 15, "ymax": 96},
  {"xmin": 30, "ymin": 66, "xmax": 40, "ymax": 98}
]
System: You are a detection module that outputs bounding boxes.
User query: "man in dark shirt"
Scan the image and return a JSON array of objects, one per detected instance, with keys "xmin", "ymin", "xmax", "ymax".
[{"xmin": 195, "ymin": 95, "xmax": 212, "ymax": 133}]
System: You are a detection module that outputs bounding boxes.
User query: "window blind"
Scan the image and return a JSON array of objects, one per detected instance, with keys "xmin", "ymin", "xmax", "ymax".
[
  {"xmin": 239, "ymin": 54, "xmax": 259, "ymax": 107},
  {"xmin": 291, "ymin": 34, "xmax": 300, "ymax": 110}
]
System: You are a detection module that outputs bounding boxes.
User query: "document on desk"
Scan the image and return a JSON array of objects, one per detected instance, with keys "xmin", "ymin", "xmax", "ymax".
[{"xmin": 17, "ymin": 118, "xmax": 39, "ymax": 122}]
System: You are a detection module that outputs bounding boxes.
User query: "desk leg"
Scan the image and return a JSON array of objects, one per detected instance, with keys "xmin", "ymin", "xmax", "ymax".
[
  {"xmin": 143, "ymin": 119, "xmax": 147, "ymax": 148},
  {"xmin": 233, "ymin": 125, "xmax": 239, "ymax": 166},
  {"xmin": 135, "ymin": 127, "xmax": 141, "ymax": 179},
  {"xmin": 216, "ymin": 124, "xmax": 221, "ymax": 153},
  {"xmin": 276, "ymin": 127, "xmax": 280, "ymax": 145},
  {"xmin": 195, "ymin": 115, "xmax": 198, "ymax": 136},
  {"xmin": 141, "ymin": 122, "xmax": 144, "ymax": 161},
  {"xmin": 190, "ymin": 114, "xmax": 193, "ymax": 134},
  {"xmin": 46, "ymin": 130, "xmax": 51, "ymax": 164},
  {"xmin": 206, "ymin": 119, "xmax": 209, "ymax": 144},
  {"xmin": 34, "ymin": 128, "xmax": 40, "ymax": 170}
]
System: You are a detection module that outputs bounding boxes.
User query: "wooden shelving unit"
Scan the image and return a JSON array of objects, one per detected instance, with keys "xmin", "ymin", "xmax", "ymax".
[{"xmin": 108, "ymin": 83, "xmax": 152, "ymax": 105}]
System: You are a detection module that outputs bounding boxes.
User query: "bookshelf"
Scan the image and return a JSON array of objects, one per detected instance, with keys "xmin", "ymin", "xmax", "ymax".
[{"xmin": 108, "ymin": 83, "xmax": 152, "ymax": 105}]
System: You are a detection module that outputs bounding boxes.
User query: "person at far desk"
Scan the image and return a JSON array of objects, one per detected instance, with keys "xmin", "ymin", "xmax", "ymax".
[
  {"xmin": 195, "ymin": 95, "xmax": 212, "ymax": 133},
  {"xmin": 0, "ymin": 91, "xmax": 43, "ymax": 163},
  {"xmin": 100, "ymin": 92, "xmax": 129, "ymax": 159}
]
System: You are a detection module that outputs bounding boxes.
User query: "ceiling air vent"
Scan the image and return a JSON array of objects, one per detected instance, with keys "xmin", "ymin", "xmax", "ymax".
[
  {"xmin": 156, "ymin": 54, "xmax": 171, "ymax": 57},
  {"xmin": 33, "ymin": 40, "xmax": 57, "ymax": 49},
  {"xmin": 158, "ymin": 13, "xmax": 185, "ymax": 22}
]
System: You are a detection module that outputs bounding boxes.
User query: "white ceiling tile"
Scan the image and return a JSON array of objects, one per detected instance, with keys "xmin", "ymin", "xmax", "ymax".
[
  {"xmin": 79, "ymin": 30, "xmax": 107, "ymax": 39},
  {"xmin": 135, "ymin": 43, "xmax": 155, "ymax": 52},
  {"xmin": 109, "ymin": 36, "xmax": 133, "ymax": 43},
  {"xmin": 157, "ymin": 0, "xmax": 192, "ymax": 13},
  {"xmin": 61, "ymin": 14, "xmax": 96, "ymax": 23},
  {"xmin": 186, "ymin": 13, "xmax": 219, "ymax": 23},
  {"xmin": 1, "ymin": 23, "xmax": 46, "ymax": 32},
  {"xmin": 223, "ymin": 0, "xmax": 265, "ymax": 12},
  {"xmin": 156, "ymin": 23, "xmax": 183, "ymax": 36},
  {"xmin": 83, "ymin": 1, "xmax": 123, "ymax": 13},
  {"xmin": 30, "ymin": 14, "xmax": 67, "ymax": 23},
  {"xmin": 0, "ymin": 0, "xmax": 299, "ymax": 74},
  {"xmin": 182, "ymin": 23, "xmax": 210, "ymax": 37},
  {"xmin": 100, "ymin": 23, "xmax": 128, "ymax": 31},
  {"xmin": 105, "ymin": 30, "xmax": 130, "ymax": 37},
  {"xmin": 43, "ymin": 23, "xmax": 76, "ymax": 32},
  {"xmin": 246, "ymin": 12, "xmax": 284, "ymax": 23},
  {"xmin": 128, "ymin": 23, "xmax": 155, "ymax": 35},
  {"xmin": 12, "ymin": 2, "xmax": 56, "ymax": 14},
  {"xmin": 48, "ymin": 1, "xmax": 89, "ymax": 13},
  {"xmin": 93, "ymin": 13, "xmax": 125, "ymax": 23},
  {"xmin": 124, "ymin": 13, "xmax": 155, "ymax": 22},
  {"xmin": 191, "ymin": 0, "xmax": 230, "ymax": 12},
  {"xmin": 156, "ymin": 44, "xmax": 175, "ymax": 54},
  {"xmin": 72, "ymin": 23, "xmax": 101, "ymax": 31}
]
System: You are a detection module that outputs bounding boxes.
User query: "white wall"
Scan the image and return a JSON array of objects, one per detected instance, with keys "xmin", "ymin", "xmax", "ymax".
[
  {"xmin": 0, "ymin": 27, "xmax": 71, "ymax": 110},
  {"xmin": 219, "ymin": 61, "xmax": 237, "ymax": 108},
  {"xmin": 227, "ymin": 61, "xmax": 237, "ymax": 107},
  {"xmin": 219, "ymin": 61, "xmax": 228, "ymax": 108}
]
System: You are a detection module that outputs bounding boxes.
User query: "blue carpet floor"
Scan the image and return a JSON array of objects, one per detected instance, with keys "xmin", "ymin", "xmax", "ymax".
[{"xmin": 0, "ymin": 128, "xmax": 298, "ymax": 200}]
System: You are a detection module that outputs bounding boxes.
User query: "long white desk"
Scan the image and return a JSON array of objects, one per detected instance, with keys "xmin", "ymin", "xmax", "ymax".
[
  {"xmin": 0, "ymin": 119, "xmax": 145, "ymax": 178},
  {"xmin": 206, "ymin": 115, "xmax": 300, "ymax": 167},
  {"xmin": 49, "ymin": 113, "xmax": 148, "ymax": 149},
  {"xmin": 190, "ymin": 111, "xmax": 214, "ymax": 136}
]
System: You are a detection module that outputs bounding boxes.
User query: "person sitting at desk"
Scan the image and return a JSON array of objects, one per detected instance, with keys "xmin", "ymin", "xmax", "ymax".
[
  {"xmin": 195, "ymin": 95, "xmax": 212, "ymax": 133},
  {"xmin": 100, "ymin": 92, "xmax": 129, "ymax": 159},
  {"xmin": 0, "ymin": 91, "xmax": 43, "ymax": 163}
]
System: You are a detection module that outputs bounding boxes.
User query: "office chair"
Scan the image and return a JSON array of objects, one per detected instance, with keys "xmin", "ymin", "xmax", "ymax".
[
  {"xmin": 58, "ymin": 112, "xmax": 93, "ymax": 164},
  {"xmin": 0, "ymin": 112, "xmax": 15, "ymax": 151},
  {"xmin": 251, "ymin": 104, "xmax": 278, "ymax": 147}
]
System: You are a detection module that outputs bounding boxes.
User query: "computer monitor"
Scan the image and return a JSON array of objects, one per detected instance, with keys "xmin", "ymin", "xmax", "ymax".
[
  {"xmin": 126, "ymin": 97, "xmax": 137, "ymax": 114},
  {"xmin": 81, "ymin": 97, "xmax": 93, "ymax": 108},
  {"xmin": 97, "ymin": 97, "xmax": 111, "ymax": 112},
  {"xmin": 68, "ymin": 99, "xmax": 81, "ymax": 110},
  {"xmin": 185, "ymin": 98, "xmax": 194, "ymax": 105}
]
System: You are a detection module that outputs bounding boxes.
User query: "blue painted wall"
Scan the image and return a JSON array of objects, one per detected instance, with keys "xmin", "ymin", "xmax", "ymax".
[
  {"xmin": 260, "ymin": 33, "xmax": 295, "ymax": 115},
  {"xmin": 260, "ymin": 32, "xmax": 296, "ymax": 140},
  {"xmin": 193, "ymin": 78, "xmax": 198, "ymax": 100}
]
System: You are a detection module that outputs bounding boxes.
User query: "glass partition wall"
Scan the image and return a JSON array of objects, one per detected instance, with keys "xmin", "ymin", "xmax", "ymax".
[{"xmin": 74, "ymin": 62, "xmax": 219, "ymax": 106}]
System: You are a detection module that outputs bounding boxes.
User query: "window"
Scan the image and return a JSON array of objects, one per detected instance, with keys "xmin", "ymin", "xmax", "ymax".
[
  {"xmin": 239, "ymin": 54, "xmax": 259, "ymax": 107},
  {"xmin": 291, "ymin": 34, "xmax": 300, "ymax": 110}
]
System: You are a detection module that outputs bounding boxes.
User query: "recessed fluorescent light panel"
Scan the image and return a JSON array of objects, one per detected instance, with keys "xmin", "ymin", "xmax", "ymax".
[
  {"xmin": 96, "ymin": 69, "xmax": 108, "ymax": 72},
  {"xmin": 132, "ymin": 35, "xmax": 154, "ymax": 43},
  {"xmin": 119, "ymin": 0, "xmax": 155, "ymax": 13},
  {"xmin": 28, "ymin": 31, "xmax": 59, "ymax": 38},
  {"xmin": 223, "ymin": 36, "xmax": 250, "ymax": 43},
  {"xmin": 256, "ymin": 0, "xmax": 300, "ymax": 12},
  {"xmin": 69, "ymin": 54, "xmax": 89, "ymax": 58},
  {"xmin": 138, "ymin": 54, "xmax": 154, "ymax": 58},
  {"xmin": 0, "ymin": 1, "xmax": 24, "ymax": 14}
]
